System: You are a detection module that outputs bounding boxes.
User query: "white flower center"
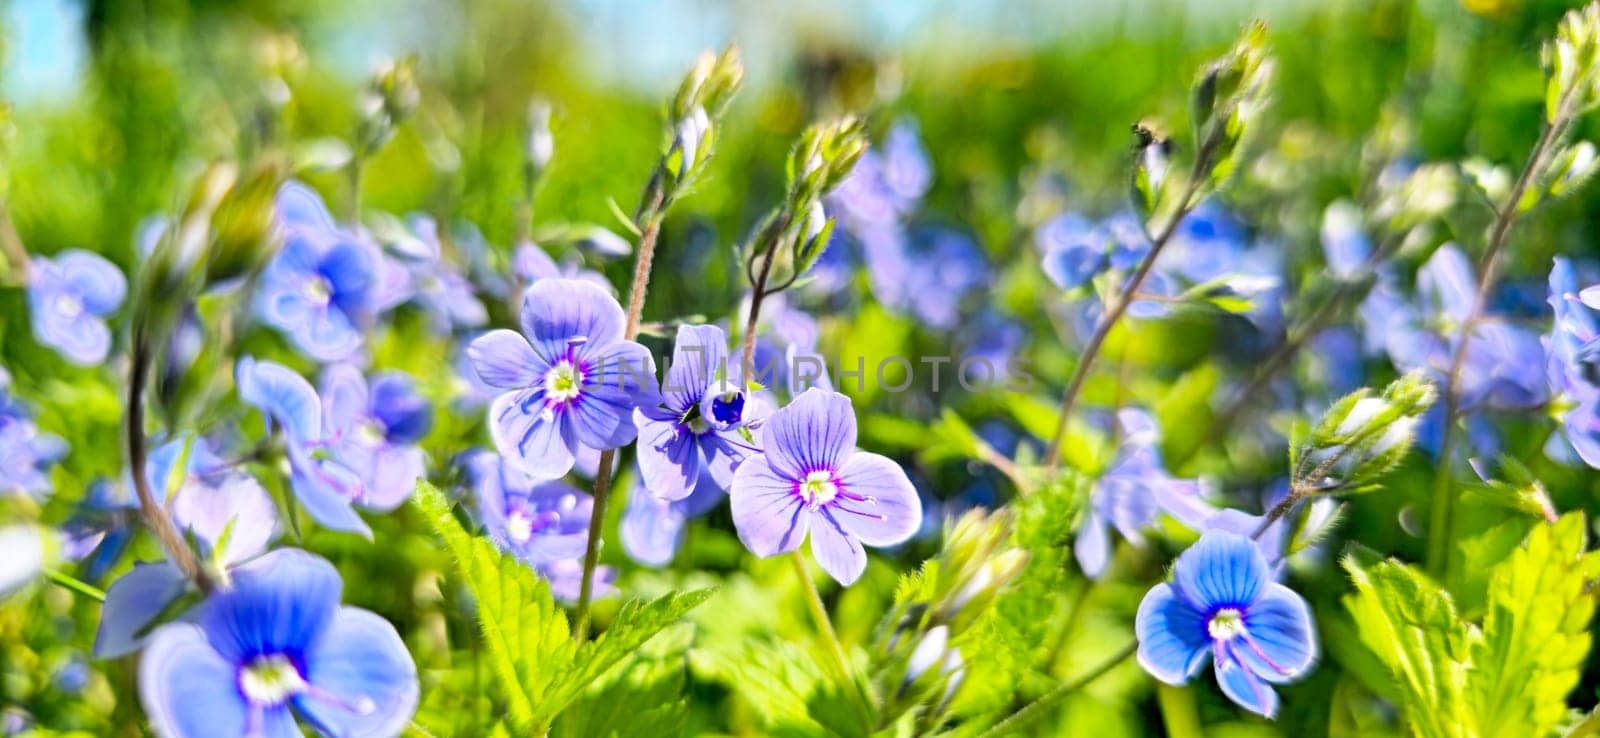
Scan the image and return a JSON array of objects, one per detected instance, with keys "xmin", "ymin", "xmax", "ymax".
[
  {"xmin": 302, "ymin": 275, "xmax": 333, "ymax": 306},
  {"xmin": 544, "ymin": 361, "xmax": 583, "ymax": 402},
  {"xmin": 54, "ymin": 293, "xmax": 84, "ymax": 319},
  {"xmin": 1207, "ymin": 608, "xmax": 1246, "ymax": 641},
  {"xmin": 801, "ymin": 470, "xmax": 839, "ymax": 506},
  {"xmin": 506, "ymin": 510, "xmax": 535, "ymax": 544},
  {"xmin": 238, "ymin": 654, "xmax": 307, "ymax": 705},
  {"xmin": 357, "ymin": 418, "xmax": 387, "ymax": 446}
]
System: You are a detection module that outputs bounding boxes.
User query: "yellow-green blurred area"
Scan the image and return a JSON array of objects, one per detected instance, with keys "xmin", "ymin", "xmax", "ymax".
[{"xmin": 1, "ymin": 0, "xmax": 1591, "ymax": 315}]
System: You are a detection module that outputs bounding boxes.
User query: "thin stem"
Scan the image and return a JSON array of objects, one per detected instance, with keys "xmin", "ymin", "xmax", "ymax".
[
  {"xmin": 1043, "ymin": 149, "xmax": 1213, "ymax": 471},
  {"xmin": 1156, "ymin": 683, "xmax": 1206, "ymax": 738},
  {"xmin": 740, "ymin": 214, "xmax": 790, "ymax": 378},
  {"xmin": 790, "ymin": 552, "xmax": 875, "ymax": 730},
  {"xmin": 347, "ymin": 153, "xmax": 365, "ymax": 225},
  {"xmin": 1252, "ymin": 491, "xmax": 1301, "ymax": 540},
  {"xmin": 127, "ymin": 325, "xmax": 214, "ymax": 593},
  {"xmin": 1425, "ymin": 91, "xmax": 1576, "ymax": 577},
  {"xmin": 976, "ymin": 640, "xmax": 1137, "ymax": 738},
  {"xmin": 46, "ymin": 569, "xmax": 106, "ymax": 602},
  {"xmin": 574, "ymin": 194, "xmax": 665, "ymax": 639}
]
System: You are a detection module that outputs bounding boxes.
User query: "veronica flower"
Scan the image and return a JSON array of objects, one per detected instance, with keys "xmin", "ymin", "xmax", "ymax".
[
  {"xmin": 254, "ymin": 182, "xmax": 380, "ymax": 362},
  {"xmin": 60, "ymin": 478, "xmax": 137, "ymax": 581},
  {"xmin": 513, "ymin": 242, "xmax": 614, "ymax": 294},
  {"xmin": 1075, "ymin": 409, "xmax": 1212, "ymax": 579},
  {"xmin": 318, "ymin": 364, "xmax": 431, "ymax": 510},
  {"xmin": 138, "ymin": 548, "xmax": 417, "ymax": 737},
  {"xmin": 95, "ymin": 437, "xmax": 279, "ymax": 658},
  {"xmin": 466, "ymin": 450, "xmax": 614, "ymax": 601},
  {"xmin": 0, "ymin": 370, "xmax": 66, "ymax": 499},
  {"xmin": 635, "ymin": 324, "xmax": 769, "ymax": 501},
  {"xmin": 745, "ymin": 293, "xmax": 830, "ymax": 396},
  {"xmin": 1135, "ymin": 531, "xmax": 1317, "ymax": 718},
  {"xmin": 828, "ymin": 119, "xmax": 930, "ymax": 227},
  {"xmin": 27, "ymin": 249, "xmax": 126, "ymax": 366},
  {"xmin": 621, "ymin": 468, "xmax": 726, "ymax": 567},
  {"xmin": 467, "ymin": 278, "xmax": 654, "ymax": 480},
  {"xmin": 382, "ymin": 215, "xmax": 488, "ymax": 334},
  {"xmin": 730, "ymin": 388, "xmax": 921, "ymax": 585},
  {"xmin": 1544, "ymin": 258, "xmax": 1600, "ymax": 466},
  {"xmin": 236, "ymin": 357, "xmax": 386, "ymax": 537}
]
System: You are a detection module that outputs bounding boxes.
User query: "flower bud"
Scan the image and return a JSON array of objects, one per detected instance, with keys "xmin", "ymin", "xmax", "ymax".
[{"xmin": 526, "ymin": 99, "xmax": 555, "ymax": 176}]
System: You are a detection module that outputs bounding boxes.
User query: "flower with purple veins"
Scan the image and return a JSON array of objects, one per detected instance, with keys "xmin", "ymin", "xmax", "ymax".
[
  {"xmin": 254, "ymin": 182, "xmax": 380, "ymax": 363},
  {"xmin": 138, "ymin": 548, "xmax": 417, "ymax": 738},
  {"xmin": 621, "ymin": 467, "xmax": 726, "ymax": 567},
  {"xmin": 27, "ymin": 249, "xmax": 126, "ymax": 366},
  {"xmin": 1075, "ymin": 409, "xmax": 1212, "ymax": 579},
  {"xmin": 635, "ymin": 324, "xmax": 770, "ymax": 501},
  {"xmin": 1135, "ymin": 531, "xmax": 1317, "ymax": 719},
  {"xmin": 382, "ymin": 214, "xmax": 488, "ymax": 334},
  {"xmin": 467, "ymin": 278, "xmax": 655, "ymax": 480},
  {"xmin": 730, "ymin": 388, "xmax": 921, "ymax": 586},
  {"xmin": 466, "ymin": 449, "xmax": 616, "ymax": 601}
]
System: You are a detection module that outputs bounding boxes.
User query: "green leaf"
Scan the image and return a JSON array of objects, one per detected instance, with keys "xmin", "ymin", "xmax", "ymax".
[
  {"xmin": 413, "ymin": 480, "xmax": 714, "ymax": 734},
  {"xmin": 1469, "ymin": 513, "xmax": 1599, "ymax": 738},
  {"xmin": 1342, "ymin": 555, "xmax": 1478, "ymax": 738}
]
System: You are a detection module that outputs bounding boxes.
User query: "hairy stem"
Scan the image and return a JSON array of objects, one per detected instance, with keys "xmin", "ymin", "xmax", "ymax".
[
  {"xmin": 739, "ymin": 213, "xmax": 791, "ymax": 378},
  {"xmin": 574, "ymin": 191, "xmax": 665, "ymax": 639},
  {"xmin": 127, "ymin": 324, "xmax": 214, "ymax": 593},
  {"xmin": 976, "ymin": 640, "xmax": 1137, "ymax": 737},
  {"xmin": 1043, "ymin": 147, "xmax": 1213, "ymax": 471},
  {"xmin": 790, "ymin": 552, "xmax": 875, "ymax": 730},
  {"xmin": 1425, "ymin": 92, "xmax": 1575, "ymax": 577}
]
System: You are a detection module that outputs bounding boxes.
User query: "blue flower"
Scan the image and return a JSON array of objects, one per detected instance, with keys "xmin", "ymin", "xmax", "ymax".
[
  {"xmin": 513, "ymin": 242, "xmax": 614, "ymax": 295},
  {"xmin": 730, "ymin": 388, "xmax": 922, "ymax": 585},
  {"xmin": 466, "ymin": 450, "xmax": 614, "ymax": 601},
  {"xmin": 0, "ymin": 369, "xmax": 66, "ymax": 499},
  {"xmin": 1545, "ymin": 257, "xmax": 1600, "ymax": 466},
  {"xmin": 138, "ymin": 548, "xmax": 417, "ymax": 737},
  {"xmin": 60, "ymin": 478, "xmax": 137, "ymax": 581},
  {"xmin": 1135, "ymin": 531, "xmax": 1317, "ymax": 718},
  {"xmin": 1075, "ymin": 409, "xmax": 1212, "ymax": 579},
  {"xmin": 254, "ymin": 182, "xmax": 380, "ymax": 362},
  {"xmin": 467, "ymin": 278, "xmax": 655, "ymax": 480},
  {"xmin": 621, "ymin": 467, "xmax": 726, "ymax": 567},
  {"xmin": 634, "ymin": 324, "xmax": 770, "ymax": 501},
  {"xmin": 27, "ymin": 249, "xmax": 126, "ymax": 365},
  {"xmin": 237, "ymin": 357, "xmax": 418, "ymax": 537},
  {"xmin": 383, "ymin": 215, "xmax": 488, "ymax": 334}
]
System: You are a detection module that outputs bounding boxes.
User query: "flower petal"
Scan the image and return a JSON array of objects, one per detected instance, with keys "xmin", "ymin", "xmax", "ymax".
[
  {"xmin": 56, "ymin": 249, "xmax": 127, "ymax": 315},
  {"xmin": 1239, "ymin": 584, "xmax": 1317, "ymax": 683},
  {"xmin": 808, "ymin": 509, "xmax": 866, "ymax": 586},
  {"xmin": 139, "ymin": 624, "xmax": 251, "ymax": 738},
  {"xmin": 1134, "ymin": 582, "xmax": 1212, "ymax": 685},
  {"xmin": 95, "ymin": 561, "xmax": 189, "ymax": 658},
  {"xmin": 634, "ymin": 412, "xmax": 700, "ymax": 502},
  {"xmin": 763, "ymin": 388, "xmax": 856, "ymax": 479},
  {"xmin": 730, "ymin": 455, "xmax": 809, "ymax": 557},
  {"xmin": 172, "ymin": 473, "xmax": 278, "ymax": 566},
  {"xmin": 319, "ymin": 364, "xmax": 369, "ymax": 439},
  {"xmin": 289, "ymin": 452, "xmax": 372, "ymax": 538},
  {"xmin": 1214, "ymin": 643, "xmax": 1280, "ymax": 718},
  {"xmin": 568, "ymin": 340, "xmax": 653, "ymax": 450},
  {"xmin": 489, "ymin": 390, "xmax": 577, "ymax": 480},
  {"xmin": 203, "ymin": 548, "xmax": 342, "ymax": 664},
  {"xmin": 620, "ymin": 483, "xmax": 687, "ymax": 567},
  {"xmin": 831, "ymin": 451, "xmax": 920, "ymax": 546},
  {"xmin": 661, "ymin": 324, "xmax": 728, "ymax": 411},
  {"xmin": 519, "ymin": 279, "xmax": 625, "ymax": 364},
  {"xmin": 237, "ymin": 357, "xmax": 322, "ymax": 443},
  {"xmin": 296, "ymin": 608, "xmax": 418, "ymax": 738},
  {"xmin": 1171, "ymin": 531, "xmax": 1268, "ymax": 611},
  {"xmin": 468, "ymin": 330, "xmax": 546, "ymax": 389},
  {"xmin": 1073, "ymin": 512, "xmax": 1112, "ymax": 580}
]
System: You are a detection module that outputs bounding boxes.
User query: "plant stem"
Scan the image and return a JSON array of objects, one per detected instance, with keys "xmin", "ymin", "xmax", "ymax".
[
  {"xmin": 790, "ymin": 552, "xmax": 875, "ymax": 730},
  {"xmin": 347, "ymin": 153, "xmax": 365, "ymax": 225},
  {"xmin": 976, "ymin": 640, "xmax": 1137, "ymax": 737},
  {"xmin": 0, "ymin": 201, "xmax": 31, "ymax": 282},
  {"xmin": 1425, "ymin": 91, "xmax": 1575, "ymax": 577},
  {"xmin": 739, "ymin": 213, "xmax": 791, "ymax": 378},
  {"xmin": 1156, "ymin": 683, "xmax": 1205, "ymax": 738},
  {"xmin": 127, "ymin": 324, "xmax": 214, "ymax": 593},
  {"xmin": 574, "ymin": 191, "xmax": 666, "ymax": 639},
  {"xmin": 1043, "ymin": 150, "xmax": 1212, "ymax": 471},
  {"xmin": 46, "ymin": 569, "xmax": 106, "ymax": 602}
]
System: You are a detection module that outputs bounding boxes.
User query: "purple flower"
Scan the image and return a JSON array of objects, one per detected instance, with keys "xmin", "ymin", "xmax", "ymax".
[
  {"xmin": 1075, "ymin": 409, "xmax": 1212, "ymax": 579},
  {"xmin": 621, "ymin": 468, "xmax": 726, "ymax": 567},
  {"xmin": 254, "ymin": 183, "xmax": 380, "ymax": 362},
  {"xmin": 467, "ymin": 278, "xmax": 654, "ymax": 480},
  {"xmin": 236, "ymin": 357, "xmax": 412, "ymax": 537},
  {"xmin": 466, "ymin": 450, "xmax": 614, "ymax": 601},
  {"xmin": 513, "ymin": 242, "xmax": 614, "ymax": 295},
  {"xmin": 60, "ymin": 478, "xmax": 137, "ymax": 580},
  {"xmin": 1135, "ymin": 531, "xmax": 1317, "ymax": 718},
  {"xmin": 383, "ymin": 215, "xmax": 488, "ymax": 334},
  {"xmin": 27, "ymin": 249, "xmax": 126, "ymax": 365},
  {"xmin": 138, "ymin": 549, "xmax": 417, "ymax": 737},
  {"xmin": 95, "ymin": 437, "xmax": 280, "ymax": 658},
  {"xmin": 634, "ymin": 325, "xmax": 769, "ymax": 501},
  {"xmin": 0, "ymin": 370, "xmax": 66, "ymax": 499},
  {"xmin": 1545, "ymin": 258, "xmax": 1600, "ymax": 466},
  {"xmin": 729, "ymin": 389, "xmax": 921, "ymax": 585}
]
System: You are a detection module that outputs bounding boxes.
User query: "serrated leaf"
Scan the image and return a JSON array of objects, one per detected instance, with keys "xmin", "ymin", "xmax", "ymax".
[
  {"xmin": 1342, "ymin": 555, "xmax": 1478, "ymax": 738},
  {"xmin": 1470, "ymin": 513, "xmax": 1598, "ymax": 738}
]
